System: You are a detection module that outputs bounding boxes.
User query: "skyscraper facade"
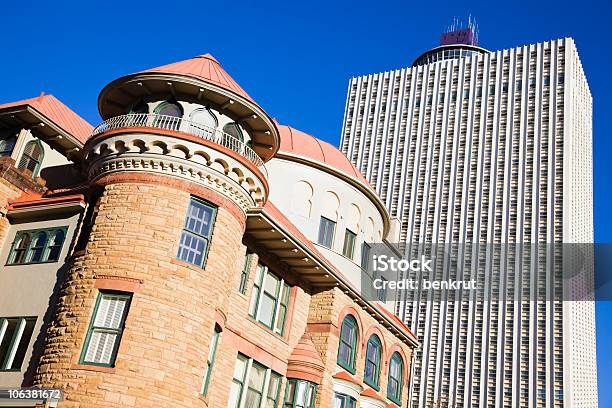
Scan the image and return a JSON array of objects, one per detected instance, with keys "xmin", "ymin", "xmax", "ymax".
[{"xmin": 340, "ymin": 31, "xmax": 596, "ymax": 408}]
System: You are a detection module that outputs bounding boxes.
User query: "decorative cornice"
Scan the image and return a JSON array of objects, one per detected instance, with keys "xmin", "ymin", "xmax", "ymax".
[{"xmin": 86, "ymin": 133, "xmax": 267, "ymax": 214}]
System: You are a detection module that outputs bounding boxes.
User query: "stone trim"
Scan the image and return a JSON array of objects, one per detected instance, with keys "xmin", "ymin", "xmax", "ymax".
[
  {"xmin": 223, "ymin": 325, "xmax": 287, "ymax": 374},
  {"xmin": 338, "ymin": 306, "xmax": 365, "ymax": 347},
  {"xmin": 86, "ymin": 133, "xmax": 268, "ymax": 211},
  {"xmin": 94, "ymin": 274, "xmax": 143, "ymax": 292},
  {"xmin": 87, "ymin": 127, "xmax": 268, "ymax": 186},
  {"xmin": 96, "ymin": 173, "xmax": 247, "ymax": 229},
  {"xmin": 70, "ymin": 363, "xmax": 116, "ymax": 374},
  {"xmin": 362, "ymin": 325, "xmax": 388, "ymax": 358}
]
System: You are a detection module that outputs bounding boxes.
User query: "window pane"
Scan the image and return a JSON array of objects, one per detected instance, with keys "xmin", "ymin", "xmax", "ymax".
[
  {"xmin": 190, "ymin": 109, "xmax": 217, "ymax": 130},
  {"xmin": 342, "ymin": 230, "xmax": 356, "ymax": 259},
  {"xmin": 10, "ymin": 234, "xmax": 30, "ymax": 264},
  {"xmin": 223, "ymin": 123, "xmax": 244, "ymax": 142},
  {"xmin": 248, "ymin": 363, "xmax": 266, "ymax": 391},
  {"xmin": 265, "ymin": 373, "xmax": 281, "ymax": 407},
  {"xmin": 158, "ymin": 102, "xmax": 182, "ymax": 117},
  {"xmin": 233, "ymin": 355, "xmax": 248, "ymax": 380},
  {"xmin": 249, "ymin": 286, "xmax": 260, "ymax": 317},
  {"xmin": 360, "ymin": 243, "xmax": 371, "ymax": 270},
  {"xmin": 47, "ymin": 229, "xmax": 65, "ymax": 261},
  {"xmin": 84, "ymin": 330, "xmax": 117, "ymax": 364},
  {"xmin": 185, "ymin": 200, "xmax": 214, "ymax": 237},
  {"xmin": 263, "ymin": 273, "xmax": 280, "ymax": 295},
  {"xmin": 317, "ymin": 217, "xmax": 335, "ymax": 248},
  {"xmin": 228, "ymin": 381, "xmax": 243, "ymax": 408},
  {"xmin": 29, "ymin": 232, "xmax": 47, "ymax": 263},
  {"xmin": 259, "ymin": 294, "xmax": 276, "ymax": 327},
  {"xmin": 244, "ymin": 390, "xmax": 262, "ymax": 408},
  {"xmin": 177, "ymin": 231, "xmax": 207, "ymax": 266},
  {"xmin": 284, "ymin": 381, "xmax": 296, "ymax": 406},
  {"xmin": 94, "ymin": 295, "xmax": 128, "ymax": 329},
  {"xmin": 9, "ymin": 318, "xmax": 36, "ymax": 370},
  {"xmin": 82, "ymin": 293, "xmax": 130, "ymax": 365}
]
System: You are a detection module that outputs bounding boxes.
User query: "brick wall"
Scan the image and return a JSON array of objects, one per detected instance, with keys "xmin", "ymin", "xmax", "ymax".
[{"xmin": 32, "ymin": 181, "xmax": 246, "ymax": 407}]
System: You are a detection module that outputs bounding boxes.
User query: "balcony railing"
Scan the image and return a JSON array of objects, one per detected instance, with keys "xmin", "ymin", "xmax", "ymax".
[{"xmin": 91, "ymin": 113, "xmax": 265, "ymax": 169}]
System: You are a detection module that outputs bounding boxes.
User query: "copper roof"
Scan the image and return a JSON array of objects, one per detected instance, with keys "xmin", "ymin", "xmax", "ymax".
[
  {"xmin": 276, "ymin": 123, "xmax": 371, "ymax": 187},
  {"xmin": 286, "ymin": 332, "xmax": 325, "ymax": 384},
  {"xmin": 0, "ymin": 93, "xmax": 93, "ymax": 144},
  {"xmin": 140, "ymin": 54, "xmax": 254, "ymax": 102}
]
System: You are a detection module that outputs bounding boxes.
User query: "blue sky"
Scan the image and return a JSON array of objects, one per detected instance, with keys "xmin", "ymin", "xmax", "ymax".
[{"xmin": 2, "ymin": 0, "xmax": 611, "ymax": 404}]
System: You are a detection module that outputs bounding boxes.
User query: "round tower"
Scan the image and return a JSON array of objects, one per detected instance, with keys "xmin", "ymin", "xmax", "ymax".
[{"xmin": 31, "ymin": 54, "xmax": 278, "ymax": 407}]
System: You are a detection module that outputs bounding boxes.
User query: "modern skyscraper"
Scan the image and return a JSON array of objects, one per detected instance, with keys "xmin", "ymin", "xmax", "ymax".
[{"xmin": 340, "ymin": 28, "xmax": 596, "ymax": 408}]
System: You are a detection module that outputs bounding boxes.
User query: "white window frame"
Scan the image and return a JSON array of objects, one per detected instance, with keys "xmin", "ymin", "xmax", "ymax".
[{"xmin": 229, "ymin": 354, "xmax": 282, "ymax": 408}]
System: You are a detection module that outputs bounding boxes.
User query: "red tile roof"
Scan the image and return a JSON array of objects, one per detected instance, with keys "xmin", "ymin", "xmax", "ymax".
[
  {"xmin": 0, "ymin": 93, "xmax": 92, "ymax": 143},
  {"xmin": 360, "ymin": 387, "xmax": 386, "ymax": 401},
  {"xmin": 276, "ymin": 123, "xmax": 371, "ymax": 187},
  {"xmin": 286, "ymin": 332, "xmax": 325, "ymax": 384},
  {"xmin": 332, "ymin": 370, "xmax": 360, "ymax": 384},
  {"xmin": 7, "ymin": 184, "xmax": 89, "ymax": 211},
  {"xmin": 141, "ymin": 54, "xmax": 254, "ymax": 102}
]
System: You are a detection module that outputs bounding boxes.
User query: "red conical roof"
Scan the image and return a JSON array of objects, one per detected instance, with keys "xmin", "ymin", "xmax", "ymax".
[
  {"xmin": 286, "ymin": 332, "xmax": 325, "ymax": 384},
  {"xmin": 140, "ymin": 53, "xmax": 254, "ymax": 102}
]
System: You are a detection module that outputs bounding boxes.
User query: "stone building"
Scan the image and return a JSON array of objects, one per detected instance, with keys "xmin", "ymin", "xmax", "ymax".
[{"xmin": 0, "ymin": 53, "xmax": 418, "ymax": 407}]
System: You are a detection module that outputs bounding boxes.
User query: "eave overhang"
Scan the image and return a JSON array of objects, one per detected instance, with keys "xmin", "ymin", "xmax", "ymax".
[
  {"xmin": 97, "ymin": 73, "xmax": 279, "ymax": 162},
  {"xmin": 246, "ymin": 206, "xmax": 419, "ymax": 348},
  {"xmin": 0, "ymin": 105, "xmax": 85, "ymax": 162}
]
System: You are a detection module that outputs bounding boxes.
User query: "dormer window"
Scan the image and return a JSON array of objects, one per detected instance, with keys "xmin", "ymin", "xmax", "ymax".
[
  {"xmin": 18, "ymin": 140, "xmax": 44, "ymax": 177},
  {"xmin": 223, "ymin": 122, "xmax": 244, "ymax": 142}
]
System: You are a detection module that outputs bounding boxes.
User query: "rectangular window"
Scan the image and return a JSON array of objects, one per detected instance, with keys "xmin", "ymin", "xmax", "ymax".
[
  {"xmin": 249, "ymin": 264, "xmax": 291, "ymax": 335},
  {"xmin": 80, "ymin": 291, "xmax": 131, "ymax": 367},
  {"xmin": 284, "ymin": 379, "xmax": 317, "ymax": 408},
  {"xmin": 201, "ymin": 326, "xmax": 221, "ymax": 396},
  {"xmin": 377, "ymin": 276, "xmax": 388, "ymax": 302},
  {"xmin": 177, "ymin": 198, "xmax": 216, "ymax": 267},
  {"xmin": 317, "ymin": 217, "xmax": 335, "ymax": 248},
  {"xmin": 333, "ymin": 393, "xmax": 356, "ymax": 408},
  {"xmin": 239, "ymin": 251, "xmax": 254, "ymax": 294},
  {"xmin": 0, "ymin": 317, "xmax": 36, "ymax": 371},
  {"xmin": 228, "ymin": 354, "xmax": 282, "ymax": 408},
  {"xmin": 7, "ymin": 227, "xmax": 68, "ymax": 265},
  {"xmin": 342, "ymin": 229, "xmax": 356, "ymax": 259},
  {"xmin": 361, "ymin": 243, "xmax": 371, "ymax": 271}
]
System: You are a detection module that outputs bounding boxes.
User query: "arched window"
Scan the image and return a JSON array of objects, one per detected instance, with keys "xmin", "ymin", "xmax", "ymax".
[
  {"xmin": 154, "ymin": 101, "xmax": 183, "ymax": 130},
  {"xmin": 129, "ymin": 100, "xmax": 149, "ymax": 114},
  {"xmin": 190, "ymin": 108, "xmax": 217, "ymax": 136},
  {"xmin": 337, "ymin": 315, "xmax": 358, "ymax": 373},
  {"xmin": 29, "ymin": 231, "xmax": 48, "ymax": 263},
  {"xmin": 9, "ymin": 233, "xmax": 30, "ymax": 264},
  {"xmin": 364, "ymin": 335, "xmax": 382, "ymax": 389},
  {"xmin": 223, "ymin": 122, "xmax": 244, "ymax": 143},
  {"xmin": 155, "ymin": 101, "xmax": 182, "ymax": 117},
  {"xmin": 387, "ymin": 352, "xmax": 404, "ymax": 404},
  {"xmin": 18, "ymin": 140, "xmax": 44, "ymax": 177},
  {"xmin": 47, "ymin": 229, "xmax": 65, "ymax": 261}
]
